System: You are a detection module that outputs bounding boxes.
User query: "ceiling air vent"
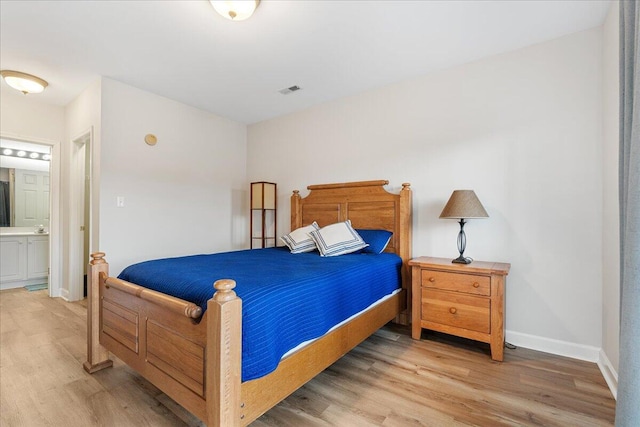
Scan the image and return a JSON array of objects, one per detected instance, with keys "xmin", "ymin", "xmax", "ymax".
[{"xmin": 279, "ymin": 85, "xmax": 301, "ymax": 95}]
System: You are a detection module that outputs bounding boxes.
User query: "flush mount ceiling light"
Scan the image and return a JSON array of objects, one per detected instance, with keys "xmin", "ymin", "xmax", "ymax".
[
  {"xmin": 0, "ymin": 70, "xmax": 48, "ymax": 94},
  {"xmin": 210, "ymin": 0, "xmax": 260, "ymax": 21}
]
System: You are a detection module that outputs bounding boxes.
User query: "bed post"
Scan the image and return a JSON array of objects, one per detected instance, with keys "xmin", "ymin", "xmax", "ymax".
[
  {"xmin": 291, "ymin": 189, "xmax": 301, "ymax": 230},
  {"xmin": 206, "ymin": 279, "xmax": 242, "ymax": 427},
  {"xmin": 83, "ymin": 252, "xmax": 113, "ymax": 373},
  {"xmin": 399, "ymin": 183, "xmax": 412, "ymax": 264},
  {"xmin": 397, "ymin": 183, "xmax": 413, "ymax": 325}
]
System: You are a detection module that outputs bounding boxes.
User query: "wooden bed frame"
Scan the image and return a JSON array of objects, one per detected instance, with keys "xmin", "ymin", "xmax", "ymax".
[{"xmin": 84, "ymin": 180, "xmax": 412, "ymax": 426}]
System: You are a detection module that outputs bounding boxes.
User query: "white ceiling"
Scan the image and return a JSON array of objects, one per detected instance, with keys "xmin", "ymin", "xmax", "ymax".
[{"xmin": 0, "ymin": 0, "xmax": 612, "ymax": 125}]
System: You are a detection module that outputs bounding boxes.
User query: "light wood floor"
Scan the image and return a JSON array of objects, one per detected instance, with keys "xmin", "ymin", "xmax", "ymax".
[{"xmin": 0, "ymin": 288, "xmax": 615, "ymax": 426}]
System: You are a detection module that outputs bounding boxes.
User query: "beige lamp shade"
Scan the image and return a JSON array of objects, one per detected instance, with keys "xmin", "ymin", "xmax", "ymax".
[
  {"xmin": 251, "ymin": 182, "xmax": 276, "ymax": 210},
  {"xmin": 439, "ymin": 190, "xmax": 489, "ymax": 219},
  {"xmin": 250, "ymin": 181, "xmax": 276, "ymax": 249}
]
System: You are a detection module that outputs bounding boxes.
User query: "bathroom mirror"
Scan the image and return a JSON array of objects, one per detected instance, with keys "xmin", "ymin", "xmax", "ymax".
[{"xmin": 0, "ymin": 139, "xmax": 50, "ymax": 229}]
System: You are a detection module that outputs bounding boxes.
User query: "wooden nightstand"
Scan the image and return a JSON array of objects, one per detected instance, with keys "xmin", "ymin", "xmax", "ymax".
[{"xmin": 409, "ymin": 257, "xmax": 510, "ymax": 361}]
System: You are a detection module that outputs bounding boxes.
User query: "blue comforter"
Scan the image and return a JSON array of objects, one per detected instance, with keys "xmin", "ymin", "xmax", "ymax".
[{"xmin": 118, "ymin": 247, "xmax": 402, "ymax": 381}]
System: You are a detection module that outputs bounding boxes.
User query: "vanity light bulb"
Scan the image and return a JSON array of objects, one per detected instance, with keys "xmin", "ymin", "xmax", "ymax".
[
  {"xmin": 2, "ymin": 148, "xmax": 13, "ymax": 155},
  {"xmin": 16, "ymin": 150, "xmax": 26, "ymax": 157},
  {"xmin": 29, "ymin": 152, "xmax": 40, "ymax": 159},
  {"xmin": 42, "ymin": 154, "xmax": 51, "ymax": 160}
]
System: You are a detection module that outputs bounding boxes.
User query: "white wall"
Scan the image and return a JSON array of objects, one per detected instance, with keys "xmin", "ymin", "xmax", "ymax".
[
  {"xmin": 0, "ymin": 90, "xmax": 65, "ymax": 141},
  {"xmin": 64, "ymin": 78, "xmax": 102, "ymax": 300},
  {"xmin": 248, "ymin": 28, "xmax": 604, "ymax": 356},
  {"xmin": 601, "ymin": 1, "xmax": 620, "ymax": 388},
  {"xmin": 99, "ymin": 79, "xmax": 247, "ymax": 275}
]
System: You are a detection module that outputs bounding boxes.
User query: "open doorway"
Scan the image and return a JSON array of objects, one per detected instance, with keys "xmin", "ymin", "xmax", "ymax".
[
  {"xmin": 68, "ymin": 129, "xmax": 92, "ymax": 301},
  {"xmin": 0, "ymin": 135, "xmax": 61, "ymax": 296}
]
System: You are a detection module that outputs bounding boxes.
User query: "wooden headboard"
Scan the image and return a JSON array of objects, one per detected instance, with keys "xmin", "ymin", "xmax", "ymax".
[{"xmin": 291, "ymin": 180, "xmax": 412, "ymax": 323}]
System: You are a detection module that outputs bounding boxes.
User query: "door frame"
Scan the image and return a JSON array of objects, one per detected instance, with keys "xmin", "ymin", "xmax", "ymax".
[
  {"xmin": 68, "ymin": 128, "xmax": 92, "ymax": 301},
  {"xmin": 0, "ymin": 132, "xmax": 61, "ymax": 298}
]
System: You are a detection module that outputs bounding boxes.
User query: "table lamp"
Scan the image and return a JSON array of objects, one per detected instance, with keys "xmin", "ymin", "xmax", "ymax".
[{"xmin": 439, "ymin": 190, "xmax": 488, "ymax": 264}]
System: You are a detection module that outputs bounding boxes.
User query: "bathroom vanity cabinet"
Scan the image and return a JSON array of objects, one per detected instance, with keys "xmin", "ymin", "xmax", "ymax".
[{"xmin": 0, "ymin": 233, "xmax": 49, "ymax": 290}]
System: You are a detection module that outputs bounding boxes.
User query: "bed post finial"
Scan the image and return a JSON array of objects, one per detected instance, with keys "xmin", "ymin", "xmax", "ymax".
[
  {"xmin": 213, "ymin": 279, "xmax": 237, "ymax": 302},
  {"xmin": 91, "ymin": 251, "xmax": 106, "ymax": 264},
  {"xmin": 84, "ymin": 252, "xmax": 114, "ymax": 374}
]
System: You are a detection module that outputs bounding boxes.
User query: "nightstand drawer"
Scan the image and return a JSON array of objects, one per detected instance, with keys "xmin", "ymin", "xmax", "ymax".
[
  {"xmin": 421, "ymin": 270, "xmax": 490, "ymax": 296},
  {"xmin": 421, "ymin": 289, "xmax": 490, "ymax": 333}
]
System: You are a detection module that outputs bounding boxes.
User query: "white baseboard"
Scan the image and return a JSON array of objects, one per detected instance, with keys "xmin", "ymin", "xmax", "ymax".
[
  {"xmin": 59, "ymin": 287, "xmax": 70, "ymax": 301},
  {"xmin": 505, "ymin": 330, "xmax": 600, "ymax": 362},
  {"xmin": 48, "ymin": 285, "xmax": 61, "ymax": 298},
  {"xmin": 597, "ymin": 349, "xmax": 618, "ymax": 400},
  {"xmin": 1, "ymin": 281, "xmax": 26, "ymax": 291}
]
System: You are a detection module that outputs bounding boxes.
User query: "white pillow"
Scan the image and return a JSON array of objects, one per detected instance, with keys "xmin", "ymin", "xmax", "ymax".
[
  {"xmin": 280, "ymin": 222, "xmax": 320, "ymax": 253},
  {"xmin": 309, "ymin": 220, "xmax": 368, "ymax": 257}
]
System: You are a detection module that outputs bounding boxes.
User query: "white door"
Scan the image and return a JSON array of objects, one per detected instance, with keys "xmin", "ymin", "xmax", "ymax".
[{"xmin": 14, "ymin": 169, "xmax": 49, "ymax": 227}]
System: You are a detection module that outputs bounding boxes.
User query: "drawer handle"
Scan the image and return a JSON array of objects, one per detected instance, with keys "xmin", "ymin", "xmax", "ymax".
[
  {"xmin": 449, "ymin": 307, "xmax": 457, "ymax": 314},
  {"xmin": 428, "ymin": 277, "xmax": 435, "ymax": 283},
  {"xmin": 473, "ymin": 282, "xmax": 480, "ymax": 288}
]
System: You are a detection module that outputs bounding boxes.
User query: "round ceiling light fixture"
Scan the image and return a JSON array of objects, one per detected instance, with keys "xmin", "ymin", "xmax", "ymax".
[
  {"xmin": 0, "ymin": 70, "xmax": 48, "ymax": 94},
  {"xmin": 210, "ymin": 0, "xmax": 260, "ymax": 21}
]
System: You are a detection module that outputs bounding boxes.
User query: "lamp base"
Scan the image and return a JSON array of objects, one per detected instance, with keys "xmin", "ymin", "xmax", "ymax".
[{"xmin": 452, "ymin": 219, "xmax": 472, "ymax": 264}]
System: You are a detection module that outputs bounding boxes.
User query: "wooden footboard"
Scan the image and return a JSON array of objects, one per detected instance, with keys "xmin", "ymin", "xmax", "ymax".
[{"xmin": 83, "ymin": 252, "xmax": 242, "ymax": 425}]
